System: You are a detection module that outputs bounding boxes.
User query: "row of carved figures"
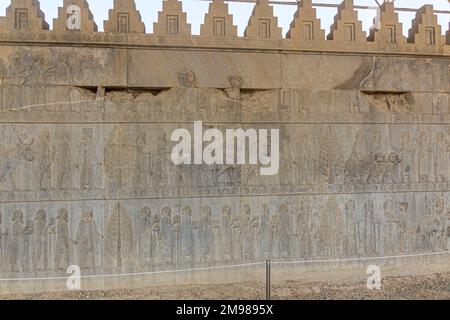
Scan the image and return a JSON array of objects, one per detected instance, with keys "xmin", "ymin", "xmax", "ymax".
[
  {"xmin": 0, "ymin": 0, "xmax": 448, "ymax": 48},
  {"xmin": 0, "ymin": 197, "xmax": 449, "ymax": 274},
  {"xmin": 4, "ymin": 126, "xmax": 450, "ymax": 192}
]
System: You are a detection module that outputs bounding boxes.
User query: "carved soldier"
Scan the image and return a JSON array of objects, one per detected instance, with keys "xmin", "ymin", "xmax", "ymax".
[
  {"xmin": 199, "ymin": 206, "xmax": 214, "ymax": 263},
  {"xmin": 383, "ymin": 200, "xmax": 400, "ymax": 255},
  {"xmin": 32, "ymin": 209, "xmax": 48, "ymax": 271},
  {"xmin": 433, "ymin": 132, "xmax": 449, "ymax": 183},
  {"xmin": 56, "ymin": 131, "xmax": 72, "ymax": 190},
  {"xmin": 180, "ymin": 207, "xmax": 194, "ymax": 265},
  {"xmin": 259, "ymin": 204, "xmax": 271, "ymax": 260},
  {"xmin": 138, "ymin": 207, "xmax": 152, "ymax": 268},
  {"xmin": 74, "ymin": 210, "xmax": 101, "ymax": 271},
  {"xmin": 80, "ymin": 128, "xmax": 94, "ymax": 190},
  {"xmin": 297, "ymin": 200, "xmax": 313, "ymax": 258},
  {"xmin": 160, "ymin": 207, "xmax": 173, "ymax": 266},
  {"xmin": 55, "ymin": 209, "xmax": 70, "ymax": 271},
  {"xmin": 172, "ymin": 215, "xmax": 181, "ymax": 267},
  {"xmin": 278, "ymin": 203, "xmax": 295, "ymax": 259},
  {"xmin": 418, "ymin": 131, "xmax": 433, "ymax": 183},
  {"xmin": 240, "ymin": 205, "xmax": 254, "ymax": 261},
  {"xmin": 231, "ymin": 216, "xmax": 241, "ymax": 262},
  {"xmin": 220, "ymin": 205, "xmax": 233, "ymax": 262},
  {"xmin": 151, "ymin": 214, "xmax": 161, "ymax": 267},
  {"xmin": 344, "ymin": 200, "xmax": 358, "ymax": 257},
  {"xmin": 7, "ymin": 210, "xmax": 27, "ymax": 272},
  {"xmin": 400, "ymin": 132, "xmax": 416, "ymax": 183},
  {"xmin": 133, "ymin": 132, "xmax": 149, "ymax": 193},
  {"xmin": 36, "ymin": 130, "xmax": 53, "ymax": 190}
]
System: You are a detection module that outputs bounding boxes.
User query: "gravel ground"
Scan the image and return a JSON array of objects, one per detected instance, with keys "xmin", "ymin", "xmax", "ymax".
[{"xmin": 1, "ymin": 272, "xmax": 450, "ymax": 300}]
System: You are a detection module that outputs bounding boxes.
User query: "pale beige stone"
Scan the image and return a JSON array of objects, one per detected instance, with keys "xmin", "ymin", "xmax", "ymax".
[
  {"xmin": 327, "ymin": 0, "xmax": 366, "ymax": 42},
  {"xmin": 200, "ymin": 0, "xmax": 237, "ymax": 38},
  {"xmin": 408, "ymin": 5, "xmax": 444, "ymax": 49},
  {"xmin": 286, "ymin": 0, "xmax": 325, "ymax": 41},
  {"xmin": 368, "ymin": 1, "xmax": 406, "ymax": 45},
  {"xmin": 153, "ymin": 0, "xmax": 191, "ymax": 36},
  {"xmin": 0, "ymin": 0, "xmax": 48, "ymax": 31},
  {"xmin": 103, "ymin": 0, "xmax": 145, "ymax": 33},
  {"xmin": 244, "ymin": 0, "xmax": 282, "ymax": 39}
]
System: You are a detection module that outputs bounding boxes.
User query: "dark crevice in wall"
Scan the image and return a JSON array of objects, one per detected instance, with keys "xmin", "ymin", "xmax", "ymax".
[{"xmin": 74, "ymin": 86, "xmax": 170, "ymax": 98}]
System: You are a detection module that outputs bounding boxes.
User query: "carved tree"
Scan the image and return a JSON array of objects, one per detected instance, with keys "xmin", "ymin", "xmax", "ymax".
[
  {"xmin": 0, "ymin": 0, "xmax": 49, "ymax": 31},
  {"xmin": 153, "ymin": 0, "xmax": 191, "ymax": 36},
  {"xmin": 244, "ymin": 0, "xmax": 282, "ymax": 39},
  {"xmin": 105, "ymin": 202, "xmax": 134, "ymax": 269},
  {"xmin": 318, "ymin": 126, "xmax": 344, "ymax": 184},
  {"xmin": 286, "ymin": 0, "xmax": 325, "ymax": 40},
  {"xmin": 200, "ymin": 0, "xmax": 237, "ymax": 38},
  {"xmin": 327, "ymin": 0, "xmax": 366, "ymax": 42},
  {"xmin": 104, "ymin": 0, "xmax": 145, "ymax": 33}
]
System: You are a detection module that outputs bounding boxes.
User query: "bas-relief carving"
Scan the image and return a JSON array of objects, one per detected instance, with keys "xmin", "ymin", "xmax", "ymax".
[{"xmin": 0, "ymin": 194, "xmax": 448, "ymax": 274}]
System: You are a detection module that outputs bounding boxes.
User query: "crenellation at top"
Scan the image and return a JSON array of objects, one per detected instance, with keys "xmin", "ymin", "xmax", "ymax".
[{"xmin": 0, "ymin": 0, "xmax": 448, "ymax": 56}]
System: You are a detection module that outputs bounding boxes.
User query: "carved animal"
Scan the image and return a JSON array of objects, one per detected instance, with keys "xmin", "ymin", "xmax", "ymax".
[
  {"xmin": 367, "ymin": 153, "xmax": 387, "ymax": 184},
  {"xmin": 0, "ymin": 138, "xmax": 35, "ymax": 190},
  {"xmin": 344, "ymin": 157, "xmax": 373, "ymax": 184}
]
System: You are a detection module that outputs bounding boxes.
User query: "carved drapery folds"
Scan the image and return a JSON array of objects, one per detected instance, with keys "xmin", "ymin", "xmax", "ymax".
[
  {"xmin": 244, "ymin": 0, "xmax": 282, "ymax": 39},
  {"xmin": 286, "ymin": 0, "xmax": 325, "ymax": 41},
  {"xmin": 368, "ymin": 1, "xmax": 405, "ymax": 45},
  {"xmin": 104, "ymin": 0, "xmax": 145, "ymax": 33},
  {"xmin": 200, "ymin": 0, "xmax": 237, "ymax": 38},
  {"xmin": 0, "ymin": 0, "xmax": 49, "ymax": 31},
  {"xmin": 153, "ymin": 0, "xmax": 191, "ymax": 36},
  {"xmin": 327, "ymin": 0, "xmax": 366, "ymax": 42},
  {"xmin": 53, "ymin": 0, "xmax": 98, "ymax": 33},
  {"xmin": 408, "ymin": 5, "xmax": 444, "ymax": 49}
]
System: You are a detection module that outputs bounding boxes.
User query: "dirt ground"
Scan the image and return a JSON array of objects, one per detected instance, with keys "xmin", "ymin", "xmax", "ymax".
[{"xmin": 1, "ymin": 272, "xmax": 449, "ymax": 300}]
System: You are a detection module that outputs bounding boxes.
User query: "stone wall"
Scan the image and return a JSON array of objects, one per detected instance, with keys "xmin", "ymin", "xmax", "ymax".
[{"xmin": 0, "ymin": 0, "xmax": 448, "ymax": 291}]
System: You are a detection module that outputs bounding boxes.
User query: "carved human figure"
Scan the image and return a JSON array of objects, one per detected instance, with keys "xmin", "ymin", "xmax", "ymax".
[
  {"xmin": 172, "ymin": 215, "xmax": 181, "ymax": 266},
  {"xmin": 138, "ymin": 207, "xmax": 152, "ymax": 268},
  {"xmin": 240, "ymin": 205, "xmax": 255, "ymax": 261},
  {"xmin": 80, "ymin": 128, "xmax": 94, "ymax": 190},
  {"xmin": 297, "ymin": 200, "xmax": 313, "ymax": 258},
  {"xmin": 367, "ymin": 153, "xmax": 387, "ymax": 184},
  {"xmin": 149, "ymin": 133, "xmax": 169, "ymax": 187},
  {"xmin": 418, "ymin": 131, "xmax": 433, "ymax": 183},
  {"xmin": 56, "ymin": 131, "xmax": 72, "ymax": 190},
  {"xmin": 36, "ymin": 130, "xmax": 53, "ymax": 190},
  {"xmin": 297, "ymin": 133, "xmax": 315, "ymax": 185},
  {"xmin": 199, "ymin": 206, "xmax": 214, "ymax": 263},
  {"xmin": 180, "ymin": 207, "xmax": 193, "ymax": 264},
  {"xmin": 32, "ymin": 210, "xmax": 48, "ymax": 271},
  {"xmin": 344, "ymin": 200, "xmax": 358, "ymax": 257},
  {"xmin": 160, "ymin": 207, "xmax": 173, "ymax": 266},
  {"xmin": 54, "ymin": 209, "xmax": 70, "ymax": 271},
  {"xmin": 383, "ymin": 200, "xmax": 400, "ymax": 255},
  {"xmin": 231, "ymin": 215, "xmax": 241, "ymax": 262},
  {"xmin": 66, "ymin": 5, "xmax": 81, "ymax": 31},
  {"xmin": 0, "ymin": 213, "xmax": 3, "ymax": 271},
  {"xmin": 280, "ymin": 135, "xmax": 296, "ymax": 186},
  {"xmin": 133, "ymin": 132, "xmax": 149, "ymax": 193},
  {"xmin": 151, "ymin": 214, "xmax": 161, "ymax": 266},
  {"xmin": 399, "ymin": 202, "xmax": 410, "ymax": 253},
  {"xmin": 383, "ymin": 153, "xmax": 401, "ymax": 184},
  {"xmin": 259, "ymin": 204, "xmax": 271, "ymax": 260},
  {"xmin": 220, "ymin": 205, "xmax": 233, "ymax": 262},
  {"xmin": 7, "ymin": 210, "xmax": 27, "ymax": 272},
  {"xmin": 400, "ymin": 132, "xmax": 416, "ymax": 183},
  {"xmin": 74, "ymin": 210, "xmax": 101, "ymax": 271},
  {"xmin": 278, "ymin": 203, "xmax": 295, "ymax": 258},
  {"xmin": 433, "ymin": 132, "xmax": 448, "ymax": 183}
]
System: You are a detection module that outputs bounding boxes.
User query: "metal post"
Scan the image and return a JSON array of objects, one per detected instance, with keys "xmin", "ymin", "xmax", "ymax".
[{"xmin": 266, "ymin": 260, "xmax": 271, "ymax": 300}]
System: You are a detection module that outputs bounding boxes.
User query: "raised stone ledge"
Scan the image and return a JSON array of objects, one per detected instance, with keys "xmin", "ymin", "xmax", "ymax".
[{"xmin": 0, "ymin": 0, "xmax": 448, "ymax": 56}]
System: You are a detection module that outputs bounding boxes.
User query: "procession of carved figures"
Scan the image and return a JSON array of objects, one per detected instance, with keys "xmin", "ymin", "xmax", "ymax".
[
  {"xmin": 0, "ymin": 194, "xmax": 449, "ymax": 274},
  {"xmin": 2, "ymin": 124, "xmax": 450, "ymax": 192}
]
